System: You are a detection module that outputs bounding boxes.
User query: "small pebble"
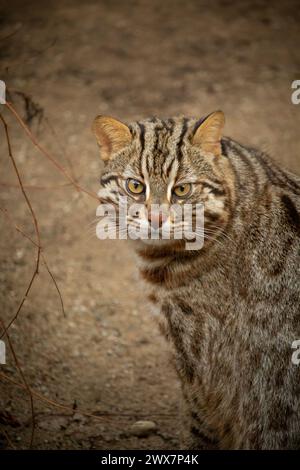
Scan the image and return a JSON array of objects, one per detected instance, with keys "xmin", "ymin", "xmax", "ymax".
[{"xmin": 129, "ymin": 420, "xmax": 157, "ymax": 437}]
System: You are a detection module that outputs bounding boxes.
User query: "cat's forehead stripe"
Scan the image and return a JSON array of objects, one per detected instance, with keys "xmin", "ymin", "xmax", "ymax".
[
  {"xmin": 176, "ymin": 118, "xmax": 189, "ymax": 162},
  {"xmin": 133, "ymin": 117, "xmax": 193, "ymax": 180},
  {"xmin": 137, "ymin": 121, "xmax": 146, "ymax": 177},
  {"xmin": 137, "ymin": 121, "xmax": 145, "ymax": 155}
]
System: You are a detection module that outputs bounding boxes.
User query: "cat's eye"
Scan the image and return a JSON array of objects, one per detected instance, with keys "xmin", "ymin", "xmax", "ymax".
[
  {"xmin": 173, "ymin": 183, "xmax": 192, "ymax": 198},
  {"xmin": 126, "ymin": 178, "xmax": 145, "ymax": 195}
]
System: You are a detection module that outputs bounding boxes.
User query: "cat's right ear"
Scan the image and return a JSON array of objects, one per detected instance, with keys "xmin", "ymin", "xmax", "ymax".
[
  {"xmin": 92, "ymin": 115, "xmax": 132, "ymax": 161},
  {"xmin": 191, "ymin": 111, "xmax": 225, "ymax": 157}
]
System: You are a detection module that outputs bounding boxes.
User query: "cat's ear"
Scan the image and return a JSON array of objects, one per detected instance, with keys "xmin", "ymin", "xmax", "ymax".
[
  {"xmin": 191, "ymin": 111, "xmax": 225, "ymax": 156},
  {"xmin": 92, "ymin": 115, "xmax": 132, "ymax": 161}
]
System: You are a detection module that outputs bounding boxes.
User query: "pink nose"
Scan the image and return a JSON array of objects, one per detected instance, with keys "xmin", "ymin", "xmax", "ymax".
[{"xmin": 148, "ymin": 210, "xmax": 168, "ymax": 229}]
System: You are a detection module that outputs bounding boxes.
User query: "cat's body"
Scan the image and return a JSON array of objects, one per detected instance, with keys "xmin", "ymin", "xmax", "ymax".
[{"xmin": 92, "ymin": 113, "xmax": 300, "ymax": 449}]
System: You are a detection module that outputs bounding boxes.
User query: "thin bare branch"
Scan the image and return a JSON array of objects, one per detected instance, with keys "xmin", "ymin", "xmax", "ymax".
[
  {"xmin": 5, "ymin": 101, "xmax": 99, "ymax": 201},
  {"xmin": 1, "ymin": 429, "xmax": 16, "ymax": 450},
  {"xmin": 0, "ymin": 181, "xmax": 73, "ymax": 190},
  {"xmin": 0, "ymin": 320, "xmax": 35, "ymax": 448},
  {"xmin": 0, "ymin": 112, "xmax": 41, "ymax": 337},
  {"xmin": 0, "ymin": 371, "xmax": 176, "ymax": 421},
  {"xmin": 0, "ymin": 205, "xmax": 39, "ymax": 247},
  {"xmin": 42, "ymin": 254, "xmax": 66, "ymax": 318},
  {"xmin": 0, "ymin": 205, "xmax": 66, "ymax": 320}
]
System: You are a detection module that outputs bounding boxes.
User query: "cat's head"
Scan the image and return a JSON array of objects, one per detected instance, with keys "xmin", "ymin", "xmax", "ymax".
[{"xmin": 92, "ymin": 112, "xmax": 235, "ymax": 250}]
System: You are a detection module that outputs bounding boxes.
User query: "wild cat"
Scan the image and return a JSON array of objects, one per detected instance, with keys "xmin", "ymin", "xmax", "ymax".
[{"xmin": 92, "ymin": 111, "xmax": 300, "ymax": 449}]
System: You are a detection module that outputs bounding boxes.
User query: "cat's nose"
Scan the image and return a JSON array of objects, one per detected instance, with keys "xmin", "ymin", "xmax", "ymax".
[{"xmin": 147, "ymin": 209, "xmax": 168, "ymax": 229}]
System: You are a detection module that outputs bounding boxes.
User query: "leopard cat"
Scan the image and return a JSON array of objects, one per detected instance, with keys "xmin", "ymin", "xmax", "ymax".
[{"xmin": 92, "ymin": 111, "xmax": 300, "ymax": 449}]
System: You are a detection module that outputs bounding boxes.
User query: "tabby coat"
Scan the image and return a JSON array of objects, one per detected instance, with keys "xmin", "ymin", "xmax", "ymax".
[{"xmin": 92, "ymin": 111, "xmax": 300, "ymax": 449}]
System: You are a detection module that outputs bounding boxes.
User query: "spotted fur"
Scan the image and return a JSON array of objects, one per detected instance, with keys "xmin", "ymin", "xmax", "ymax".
[{"xmin": 92, "ymin": 112, "xmax": 300, "ymax": 449}]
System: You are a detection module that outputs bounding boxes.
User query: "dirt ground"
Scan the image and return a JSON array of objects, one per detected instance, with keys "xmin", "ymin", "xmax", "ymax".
[{"xmin": 0, "ymin": 0, "xmax": 299, "ymax": 450}]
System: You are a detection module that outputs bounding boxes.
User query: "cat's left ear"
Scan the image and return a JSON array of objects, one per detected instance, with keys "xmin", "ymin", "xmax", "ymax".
[
  {"xmin": 92, "ymin": 115, "xmax": 132, "ymax": 161},
  {"xmin": 191, "ymin": 110, "xmax": 225, "ymax": 157}
]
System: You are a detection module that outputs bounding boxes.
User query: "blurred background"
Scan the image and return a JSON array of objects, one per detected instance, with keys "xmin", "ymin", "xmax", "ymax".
[{"xmin": 0, "ymin": 0, "xmax": 299, "ymax": 449}]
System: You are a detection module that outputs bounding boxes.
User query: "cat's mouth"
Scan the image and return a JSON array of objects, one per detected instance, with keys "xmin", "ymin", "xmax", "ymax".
[{"xmin": 126, "ymin": 219, "xmax": 205, "ymax": 251}]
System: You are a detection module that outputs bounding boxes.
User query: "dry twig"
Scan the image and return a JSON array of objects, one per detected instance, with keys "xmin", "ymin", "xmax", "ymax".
[{"xmin": 0, "ymin": 320, "xmax": 35, "ymax": 448}]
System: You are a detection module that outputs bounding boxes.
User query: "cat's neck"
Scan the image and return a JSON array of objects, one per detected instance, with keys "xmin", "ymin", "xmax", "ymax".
[{"xmin": 132, "ymin": 230, "xmax": 236, "ymax": 289}]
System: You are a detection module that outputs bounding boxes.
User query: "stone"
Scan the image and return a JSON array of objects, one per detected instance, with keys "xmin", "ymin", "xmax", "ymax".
[{"xmin": 129, "ymin": 420, "xmax": 157, "ymax": 437}]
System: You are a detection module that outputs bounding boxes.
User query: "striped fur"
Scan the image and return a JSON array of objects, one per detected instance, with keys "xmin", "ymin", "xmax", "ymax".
[{"xmin": 93, "ymin": 113, "xmax": 300, "ymax": 449}]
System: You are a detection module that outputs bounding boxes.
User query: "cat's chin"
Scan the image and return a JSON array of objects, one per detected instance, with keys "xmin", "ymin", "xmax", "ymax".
[
  {"xmin": 138, "ymin": 238, "xmax": 176, "ymax": 246},
  {"xmin": 131, "ymin": 237, "xmax": 186, "ymax": 251}
]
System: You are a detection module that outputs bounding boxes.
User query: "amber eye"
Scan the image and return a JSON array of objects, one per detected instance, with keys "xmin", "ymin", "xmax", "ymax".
[
  {"xmin": 173, "ymin": 183, "xmax": 192, "ymax": 198},
  {"xmin": 126, "ymin": 178, "xmax": 145, "ymax": 195}
]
